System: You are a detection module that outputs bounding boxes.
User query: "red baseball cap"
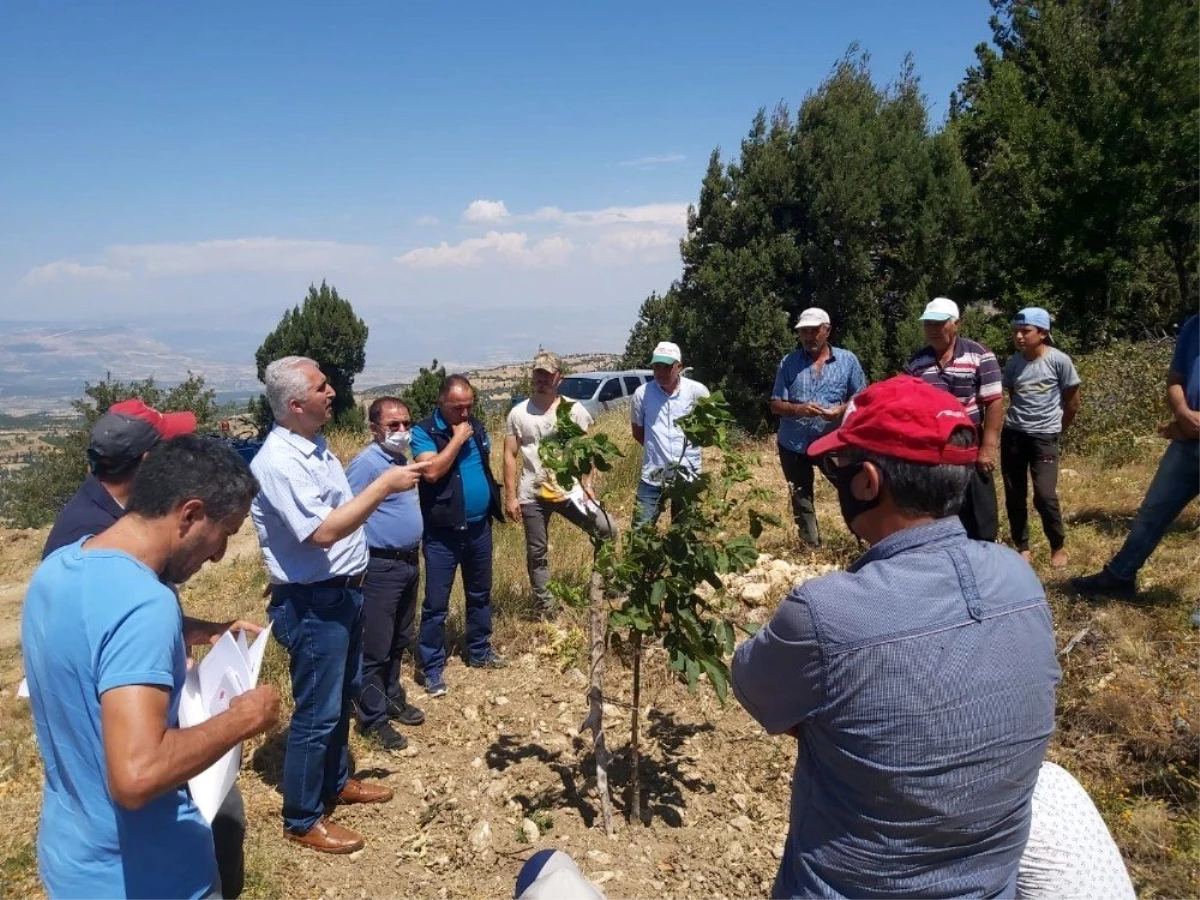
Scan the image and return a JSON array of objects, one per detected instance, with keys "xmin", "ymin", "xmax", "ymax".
[
  {"xmin": 108, "ymin": 398, "xmax": 197, "ymax": 439},
  {"xmin": 807, "ymin": 376, "xmax": 978, "ymax": 465}
]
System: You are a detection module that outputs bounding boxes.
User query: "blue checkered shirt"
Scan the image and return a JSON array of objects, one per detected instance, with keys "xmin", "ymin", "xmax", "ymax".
[{"xmin": 733, "ymin": 517, "xmax": 1061, "ymax": 899}]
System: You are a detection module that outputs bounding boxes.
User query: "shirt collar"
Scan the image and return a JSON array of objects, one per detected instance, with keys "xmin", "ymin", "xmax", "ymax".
[
  {"xmin": 848, "ymin": 517, "xmax": 967, "ymax": 572},
  {"xmin": 272, "ymin": 424, "xmax": 324, "ymax": 457},
  {"xmin": 369, "ymin": 441, "xmax": 407, "ymax": 465},
  {"xmin": 83, "ymin": 474, "xmax": 125, "ymax": 517}
]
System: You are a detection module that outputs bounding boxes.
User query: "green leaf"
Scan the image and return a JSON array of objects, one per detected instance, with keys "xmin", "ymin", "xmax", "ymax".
[{"xmin": 700, "ymin": 657, "xmax": 730, "ymax": 704}]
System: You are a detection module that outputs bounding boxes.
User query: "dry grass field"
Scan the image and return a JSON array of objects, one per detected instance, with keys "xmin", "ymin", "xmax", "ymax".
[{"xmin": 0, "ymin": 411, "xmax": 1196, "ymax": 898}]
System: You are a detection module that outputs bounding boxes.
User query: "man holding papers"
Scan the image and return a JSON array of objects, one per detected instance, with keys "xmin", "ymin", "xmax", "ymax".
[
  {"xmin": 23, "ymin": 436, "xmax": 280, "ymax": 900},
  {"xmin": 250, "ymin": 356, "xmax": 425, "ymax": 854}
]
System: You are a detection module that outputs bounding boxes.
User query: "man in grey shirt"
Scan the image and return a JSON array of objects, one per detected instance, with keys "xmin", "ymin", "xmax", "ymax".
[
  {"xmin": 733, "ymin": 375, "xmax": 1061, "ymax": 899},
  {"xmin": 1001, "ymin": 308, "xmax": 1081, "ymax": 568}
]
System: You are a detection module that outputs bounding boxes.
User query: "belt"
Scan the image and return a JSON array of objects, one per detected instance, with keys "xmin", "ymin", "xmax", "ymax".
[
  {"xmin": 300, "ymin": 572, "xmax": 367, "ymax": 589},
  {"xmin": 369, "ymin": 545, "xmax": 421, "ymax": 564}
]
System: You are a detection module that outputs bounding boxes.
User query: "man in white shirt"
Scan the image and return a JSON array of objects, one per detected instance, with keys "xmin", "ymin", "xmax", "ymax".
[
  {"xmin": 250, "ymin": 356, "xmax": 425, "ymax": 854},
  {"xmin": 503, "ymin": 351, "xmax": 617, "ymax": 615},
  {"xmin": 629, "ymin": 341, "xmax": 710, "ymax": 525}
]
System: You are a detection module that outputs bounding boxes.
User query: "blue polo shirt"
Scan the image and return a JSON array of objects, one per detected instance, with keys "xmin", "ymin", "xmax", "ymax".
[
  {"xmin": 772, "ymin": 346, "xmax": 867, "ymax": 453},
  {"xmin": 42, "ymin": 475, "xmax": 124, "ymax": 559},
  {"xmin": 1171, "ymin": 313, "xmax": 1199, "ymax": 419},
  {"xmin": 345, "ymin": 442, "xmax": 424, "ymax": 550},
  {"xmin": 733, "ymin": 517, "xmax": 1060, "ymax": 899},
  {"xmin": 410, "ymin": 410, "xmax": 492, "ymax": 522}
]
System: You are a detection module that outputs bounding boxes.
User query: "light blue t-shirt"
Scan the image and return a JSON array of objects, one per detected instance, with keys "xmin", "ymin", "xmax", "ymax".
[
  {"xmin": 21, "ymin": 541, "xmax": 216, "ymax": 900},
  {"xmin": 629, "ymin": 377, "xmax": 711, "ymax": 486},
  {"xmin": 411, "ymin": 410, "xmax": 492, "ymax": 522}
]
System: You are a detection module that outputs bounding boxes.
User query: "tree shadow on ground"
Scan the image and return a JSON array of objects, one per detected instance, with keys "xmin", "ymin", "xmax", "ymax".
[
  {"xmin": 1069, "ymin": 507, "xmax": 1198, "ymax": 538},
  {"xmin": 250, "ymin": 732, "xmax": 392, "ymax": 795},
  {"xmin": 608, "ymin": 709, "xmax": 717, "ymax": 828},
  {"xmin": 485, "ymin": 733, "xmax": 596, "ymax": 828}
]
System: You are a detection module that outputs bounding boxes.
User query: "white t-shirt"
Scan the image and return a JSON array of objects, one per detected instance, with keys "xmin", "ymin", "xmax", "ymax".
[
  {"xmin": 1016, "ymin": 762, "xmax": 1135, "ymax": 900},
  {"xmin": 506, "ymin": 397, "xmax": 593, "ymax": 503}
]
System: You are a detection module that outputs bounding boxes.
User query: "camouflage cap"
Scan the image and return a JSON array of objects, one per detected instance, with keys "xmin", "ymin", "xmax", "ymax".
[{"xmin": 533, "ymin": 351, "xmax": 563, "ymax": 374}]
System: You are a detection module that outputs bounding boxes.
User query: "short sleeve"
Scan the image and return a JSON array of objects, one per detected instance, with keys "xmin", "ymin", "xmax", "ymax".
[
  {"xmin": 771, "ymin": 357, "xmax": 790, "ymax": 402},
  {"xmin": 505, "ymin": 408, "xmax": 521, "ymax": 438},
  {"xmin": 255, "ymin": 457, "xmax": 335, "ymax": 543},
  {"xmin": 95, "ymin": 588, "xmax": 182, "ymax": 696},
  {"xmin": 977, "ymin": 349, "xmax": 1004, "ymax": 402},
  {"xmin": 345, "ymin": 449, "xmax": 377, "ymax": 495},
  {"xmin": 731, "ymin": 588, "xmax": 825, "ymax": 734},
  {"xmin": 568, "ymin": 401, "xmax": 594, "ymax": 432},
  {"xmin": 694, "ymin": 381, "xmax": 711, "ymax": 400},
  {"xmin": 410, "ymin": 425, "xmax": 437, "ymax": 458},
  {"xmin": 1057, "ymin": 353, "xmax": 1081, "ymax": 390},
  {"xmin": 1170, "ymin": 316, "xmax": 1197, "ymax": 377},
  {"xmin": 847, "ymin": 354, "xmax": 868, "ymax": 396},
  {"xmin": 1002, "ymin": 356, "xmax": 1016, "ymax": 391},
  {"xmin": 630, "ymin": 386, "xmax": 645, "ymax": 425}
]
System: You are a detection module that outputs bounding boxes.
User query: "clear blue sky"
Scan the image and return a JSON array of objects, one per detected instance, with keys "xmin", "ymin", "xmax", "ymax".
[{"xmin": 1, "ymin": 0, "xmax": 993, "ymax": 379}]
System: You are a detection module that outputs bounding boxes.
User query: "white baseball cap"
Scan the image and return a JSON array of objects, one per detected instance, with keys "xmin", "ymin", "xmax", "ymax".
[
  {"xmin": 920, "ymin": 297, "xmax": 960, "ymax": 322},
  {"xmin": 795, "ymin": 307, "xmax": 831, "ymax": 329},
  {"xmin": 650, "ymin": 341, "xmax": 682, "ymax": 365}
]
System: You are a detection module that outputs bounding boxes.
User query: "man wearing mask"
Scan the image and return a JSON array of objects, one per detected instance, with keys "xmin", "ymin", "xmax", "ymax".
[
  {"xmin": 770, "ymin": 308, "xmax": 867, "ymax": 548},
  {"xmin": 410, "ymin": 375, "xmax": 507, "ymax": 698},
  {"xmin": 905, "ymin": 297, "xmax": 1004, "ymax": 541},
  {"xmin": 503, "ymin": 351, "xmax": 617, "ymax": 616},
  {"xmin": 733, "ymin": 376, "xmax": 1060, "ymax": 899},
  {"xmin": 346, "ymin": 397, "xmax": 426, "ymax": 752}
]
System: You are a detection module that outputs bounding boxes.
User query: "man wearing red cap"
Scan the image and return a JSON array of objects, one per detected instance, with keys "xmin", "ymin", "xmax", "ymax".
[
  {"xmin": 732, "ymin": 376, "xmax": 1060, "ymax": 899},
  {"xmin": 43, "ymin": 398, "xmax": 197, "ymax": 558}
]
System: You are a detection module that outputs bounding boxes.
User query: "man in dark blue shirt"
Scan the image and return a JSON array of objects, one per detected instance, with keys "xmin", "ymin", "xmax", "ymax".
[
  {"xmin": 346, "ymin": 397, "xmax": 426, "ymax": 751},
  {"xmin": 42, "ymin": 398, "xmax": 196, "ymax": 558},
  {"xmin": 410, "ymin": 375, "xmax": 506, "ymax": 698},
  {"xmin": 734, "ymin": 376, "xmax": 1060, "ymax": 899},
  {"xmin": 1073, "ymin": 313, "xmax": 1200, "ymax": 598}
]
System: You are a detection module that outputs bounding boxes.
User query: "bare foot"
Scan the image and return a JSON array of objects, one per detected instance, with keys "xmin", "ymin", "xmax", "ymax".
[
  {"xmin": 1050, "ymin": 549, "xmax": 1069, "ymax": 569},
  {"xmin": 1020, "ymin": 550, "xmax": 1033, "ymax": 563}
]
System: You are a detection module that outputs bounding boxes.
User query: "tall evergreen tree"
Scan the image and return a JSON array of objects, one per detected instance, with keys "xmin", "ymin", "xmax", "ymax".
[{"xmin": 253, "ymin": 282, "xmax": 369, "ymax": 428}]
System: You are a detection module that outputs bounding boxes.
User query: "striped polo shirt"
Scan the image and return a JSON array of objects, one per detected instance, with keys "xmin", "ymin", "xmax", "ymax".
[{"xmin": 905, "ymin": 337, "xmax": 1002, "ymax": 425}]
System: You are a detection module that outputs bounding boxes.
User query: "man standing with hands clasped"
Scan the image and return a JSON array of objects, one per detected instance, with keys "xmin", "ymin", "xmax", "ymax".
[
  {"xmin": 251, "ymin": 356, "xmax": 426, "ymax": 854},
  {"xmin": 770, "ymin": 307, "xmax": 867, "ymax": 548}
]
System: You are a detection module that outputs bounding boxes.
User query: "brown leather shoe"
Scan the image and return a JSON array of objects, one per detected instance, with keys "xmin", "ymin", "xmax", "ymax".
[
  {"xmin": 286, "ymin": 817, "xmax": 364, "ymax": 854},
  {"xmin": 337, "ymin": 778, "xmax": 394, "ymax": 805}
]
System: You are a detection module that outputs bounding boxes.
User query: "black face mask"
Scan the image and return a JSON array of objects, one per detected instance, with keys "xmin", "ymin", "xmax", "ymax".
[{"xmin": 827, "ymin": 459, "xmax": 882, "ymax": 539}]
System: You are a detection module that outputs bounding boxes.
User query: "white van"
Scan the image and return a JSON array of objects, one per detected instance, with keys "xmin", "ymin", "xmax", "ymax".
[{"xmin": 557, "ymin": 370, "xmax": 654, "ymax": 419}]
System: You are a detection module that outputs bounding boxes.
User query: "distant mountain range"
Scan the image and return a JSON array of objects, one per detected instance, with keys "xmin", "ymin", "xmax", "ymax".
[{"xmin": 0, "ymin": 324, "xmax": 622, "ymax": 415}]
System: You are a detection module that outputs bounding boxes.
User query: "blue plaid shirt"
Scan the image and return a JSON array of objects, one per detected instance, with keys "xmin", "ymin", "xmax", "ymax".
[
  {"xmin": 733, "ymin": 518, "xmax": 1061, "ymax": 899},
  {"xmin": 772, "ymin": 346, "xmax": 867, "ymax": 453}
]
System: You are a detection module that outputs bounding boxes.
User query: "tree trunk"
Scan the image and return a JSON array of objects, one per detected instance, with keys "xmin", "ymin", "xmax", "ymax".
[
  {"xmin": 581, "ymin": 570, "xmax": 615, "ymax": 836},
  {"xmin": 629, "ymin": 630, "xmax": 643, "ymax": 825}
]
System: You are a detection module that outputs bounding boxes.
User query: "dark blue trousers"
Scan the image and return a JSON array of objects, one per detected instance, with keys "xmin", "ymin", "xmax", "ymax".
[
  {"xmin": 267, "ymin": 583, "xmax": 363, "ymax": 834},
  {"xmin": 417, "ymin": 520, "xmax": 494, "ymax": 677}
]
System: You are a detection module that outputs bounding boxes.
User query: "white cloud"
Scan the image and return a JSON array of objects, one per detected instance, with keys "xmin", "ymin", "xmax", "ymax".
[
  {"xmin": 415, "ymin": 215, "xmax": 441, "ymax": 226},
  {"xmin": 20, "ymin": 261, "xmax": 131, "ymax": 286},
  {"xmin": 590, "ymin": 228, "xmax": 678, "ymax": 264},
  {"xmin": 395, "ymin": 231, "xmax": 574, "ymax": 269},
  {"xmin": 462, "ymin": 199, "xmax": 510, "ymax": 224},
  {"xmin": 615, "ymin": 153, "xmax": 686, "ymax": 168},
  {"xmin": 104, "ymin": 237, "xmax": 377, "ymax": 275}
]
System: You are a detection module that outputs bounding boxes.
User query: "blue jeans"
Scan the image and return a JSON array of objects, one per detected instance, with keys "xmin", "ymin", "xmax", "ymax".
[
  {"xmin": 267, "ymin": 583, "xmax": 364, "ymax": 834},
  {"xmin": 418, "ymin": 520, "xmax": 493, "ymax": 676},
  {"xmin": 1107, "ymin": 440, "xmax": 1200, "ymax": 580},
  {"xmin": 634, "ymin": 479, "xmax": 684, "ymax": 527}
]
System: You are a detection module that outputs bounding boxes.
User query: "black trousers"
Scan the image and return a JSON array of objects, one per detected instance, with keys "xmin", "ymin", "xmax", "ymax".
[
  {"xmin": 212, "ymin": 785, "xmax": 245, "ymax": 898},
  {"xmin": 778, "ymin": 445, "xmax": 832, "ymax": 546},
  {"xmin": 960, "ymin": 467, "xmax": 999, "ymax": 542},
  {"xmin": 356, "ymin": 554, "xmax": 420, "ymax": 730},
  {"xmin": 1000, "ymin": 428, "xmax": 1065, "ymax": 551}
]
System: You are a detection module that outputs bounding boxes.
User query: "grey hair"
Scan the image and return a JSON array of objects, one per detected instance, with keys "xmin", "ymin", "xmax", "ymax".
[
  {"xmin": 840, "ymin": 427, "xmax": 977, "ymax": 519},
  {"xmin": 264, "ymin": 356, "xmax": 319, "ymax": 420}
]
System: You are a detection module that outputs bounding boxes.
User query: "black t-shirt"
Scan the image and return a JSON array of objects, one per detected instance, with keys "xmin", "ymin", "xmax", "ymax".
[{"xmin": 42, "ymin": 475, "xmax": 124, "ymax": 559}]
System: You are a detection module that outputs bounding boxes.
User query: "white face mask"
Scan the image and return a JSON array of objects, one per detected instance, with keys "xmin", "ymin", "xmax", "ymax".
[{"xmin": 383, "ymin": 430, "xmax": 411, "ymax": 454}]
